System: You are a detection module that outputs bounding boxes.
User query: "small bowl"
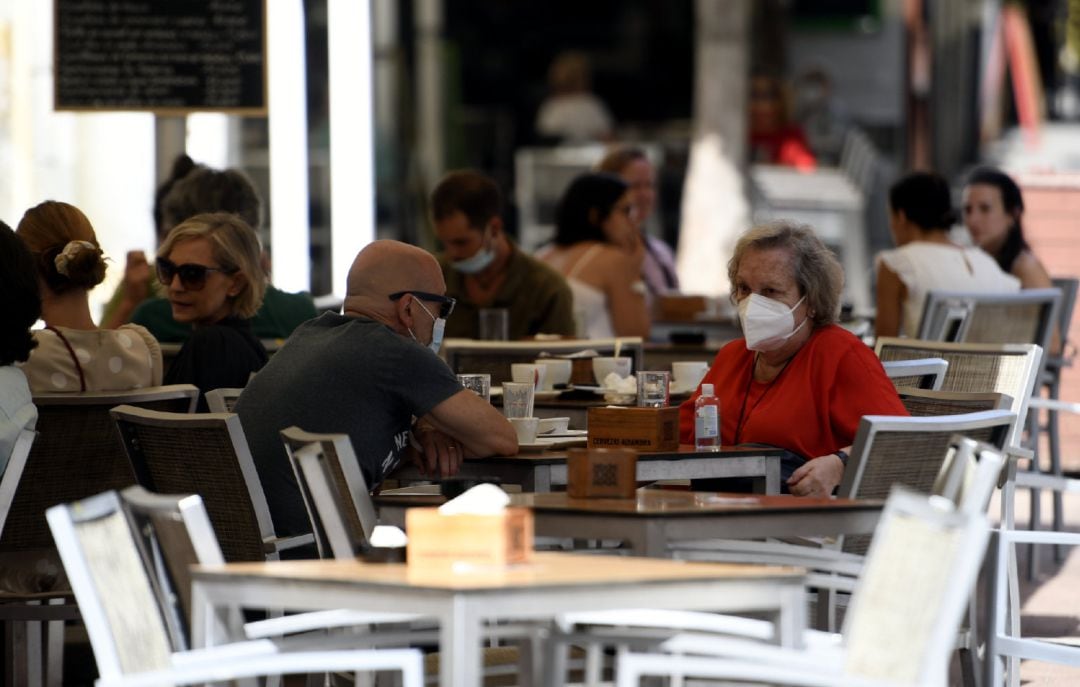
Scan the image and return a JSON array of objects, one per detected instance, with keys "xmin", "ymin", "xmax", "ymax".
[{"xmin": 537, "ymin": 417, "xmax": 570, "ymax": 435}]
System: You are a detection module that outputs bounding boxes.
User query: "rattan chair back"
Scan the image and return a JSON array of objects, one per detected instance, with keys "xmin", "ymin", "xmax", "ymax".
[
  {"xmin": 839, "ymin": 410, "xmax": 1013, "ymax": 555},
  {"xmin": 110, "ymin": 406, "xmax": 274, "ymax": 562},
  {"xmin": 118, "ymin": 485, "xmax": 223, "ymax": 651},
  {"xmin": 874, "ymin": 338, "xmax": 1042, "ymax": 449},
  {"xmin": 280, "ymin": 427, "xmax": 375, "ymax": 558},
  {"xmin": 917, "ymin": 288, "xmax": 1060, "ymax": 356},
  {"xmin": 841, "ymin": 488, "xmax": 990, "ymax": 684},
  {"xmin": 898, "ymin": 388, "xmax": 1012, "ymax": 417},
  {"xmin": 45, "ymin": 491, "xmax": 174, "ymax": 680},
  {"xmin": 0, "ymin": 385, "xmax": 198, "ymax": 552}
]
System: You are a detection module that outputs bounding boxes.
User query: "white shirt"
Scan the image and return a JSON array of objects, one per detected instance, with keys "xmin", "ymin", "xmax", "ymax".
[{"xmin": 876, "ymin": 241, "xmax": 1021, "ymax": 337}]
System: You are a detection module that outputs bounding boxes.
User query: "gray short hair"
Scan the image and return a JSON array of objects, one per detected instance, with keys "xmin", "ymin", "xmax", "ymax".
[{"xmin": 727, "ymin": 221, "xmax": 844, "ymax": 327}]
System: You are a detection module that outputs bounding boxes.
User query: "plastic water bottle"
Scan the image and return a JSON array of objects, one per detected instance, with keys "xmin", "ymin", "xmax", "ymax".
[{"xmin": 694, "ymin": 383, "xmax": 720, "ymax": 452}]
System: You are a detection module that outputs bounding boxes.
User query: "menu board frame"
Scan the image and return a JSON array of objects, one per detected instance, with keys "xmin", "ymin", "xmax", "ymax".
[{"xmin": 54, "ymin": 0, "xmax": 268, "ymax": 115}]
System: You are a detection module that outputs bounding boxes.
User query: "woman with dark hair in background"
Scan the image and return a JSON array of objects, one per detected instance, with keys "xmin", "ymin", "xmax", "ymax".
[
  {"xmin": 17, "ymin": 201, "xmax": 163, "ymax": 392},
  {"xmin": 538, "ymin": 173, "xmax": 650, "ymax": 338},
  {"xmin": 0, "ymin": 220, "xmax": 41, "ymax": 468},
  {"xmin": 963, "ymin": 167, "xmax": 1053, "ymax": 290},
  {"xmin": 875, "ymin": 172, "xmax": 1019, "ymax": 338},
  {"xmin": 597, "ymin": 146, "xmax": 680, "ymax": 300}
]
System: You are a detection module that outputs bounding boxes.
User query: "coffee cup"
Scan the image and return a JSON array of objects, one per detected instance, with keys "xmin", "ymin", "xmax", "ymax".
[
  {"xmin": 592, "ymin": 356, "xmax": 632, "ymax": 386},
  {"xmin": 510, "ymin": 363, "xmax": 546, "ymax": 390},
  {"xmin": 671, "ymin": 361, "xmax": 709, "ymax": 392},
  {"xmin": 534, "ymin": 358, "xmax": 572, "ymax": 389},
  {"xmin": 508, "ymin": 417, "xmax": 540, "ymax": 444}
]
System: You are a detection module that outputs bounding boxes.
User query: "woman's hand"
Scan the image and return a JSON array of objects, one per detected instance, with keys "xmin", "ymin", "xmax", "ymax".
[{"xmin": 787, "ymin": 453, "xmax": 844, "ymax": 498}]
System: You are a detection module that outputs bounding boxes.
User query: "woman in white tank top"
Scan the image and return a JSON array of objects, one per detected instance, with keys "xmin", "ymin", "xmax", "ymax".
[
  {"xmin": 875, "ymin": 172, "xmax": 1019, "ymax": 339},
  {"xmin": 537, "ymin": 173, "xmax": 650, "ymax": 339}
]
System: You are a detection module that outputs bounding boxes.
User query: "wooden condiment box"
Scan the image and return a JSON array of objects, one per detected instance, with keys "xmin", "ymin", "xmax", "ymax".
[
  {"xmin": 568, "ymin": 448, "xmax": 638, "ymax": 499},
  {"xmin": 405, "ymin": 507, "xmax": 533, "ymax": 568},
  {"xmin": 587, "ymin": 406, "xmax": 679, "ymax": 452},
  {"xmin": 655, "ymin": 295, "xmax": 708, "ymax": 322}
]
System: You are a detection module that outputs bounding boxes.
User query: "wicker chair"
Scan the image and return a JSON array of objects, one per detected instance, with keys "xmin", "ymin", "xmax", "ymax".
[
  {"xmin": 45, "ymin": 490, "xmax": 423, "ymax": 687},
  {"xmin": 0, "ymin": 385, "xmax": 198, "ymax": 687},
  {"xmin": 279, "ymin": 426, "xmax": 377, "ymax": 559},
  {"xmin": 204, "ymin": 387, "xmax": 244, "ymax": 413},
  {"xmin": 874, "ymin": 338, "xmax": 1042, "ymax": 451},
  {"xmin": 881, "ymin": 357, "xmax": 948, "ymax": 391},
  {"xmin": 917, "ymin": 288, "xmax": 1060, "ymax": 356},
  {"xmin": 109, "ymin": 406, "xmax": 311, "ymax": 562},
  {"xmin": 615, "ymin": 487, "xmax": 993, "ymax": 687},
  {"xmin": 442, "ymin": 337, "xmax": 645, "ymax": 385}
]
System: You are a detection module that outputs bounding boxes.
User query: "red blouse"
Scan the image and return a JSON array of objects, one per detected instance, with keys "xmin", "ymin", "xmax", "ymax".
[{"xmin": 678, "ymin": 325, "xmax": 908, "ymax": 459}]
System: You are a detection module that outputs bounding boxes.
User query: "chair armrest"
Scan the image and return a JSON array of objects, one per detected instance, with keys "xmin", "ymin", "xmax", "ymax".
[
  {"xmin": 264, "ymin": 533, "xmax": 315, "ymax": 554},
  {"xmin": 99, "ymin": 644, "xmax": 422, "ymax": 687},
  {"xmin": 244, "ymin": 609, "xmax": 428, "ymax": 639},
  {"xmin": 1027, "ymin": 397, "xmax": 1080, "ymax": 414}
]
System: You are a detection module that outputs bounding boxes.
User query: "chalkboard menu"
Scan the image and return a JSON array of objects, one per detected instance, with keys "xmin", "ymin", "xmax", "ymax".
[{"xmin": 55, "ymin": 0, "xmax": 267, "ymax": 114}]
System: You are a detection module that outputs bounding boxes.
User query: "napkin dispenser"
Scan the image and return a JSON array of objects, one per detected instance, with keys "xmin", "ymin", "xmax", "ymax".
[
  {"xmin": 567, "ymin": 448, "xmax": 638, "ymax": 499},
  {"xmin": 406, "ymin": 507, "xmax": 533, "ymax": 568},
  {"xmin": 587, "ymin": 406, "xmax": 679, "ymax": 452}
]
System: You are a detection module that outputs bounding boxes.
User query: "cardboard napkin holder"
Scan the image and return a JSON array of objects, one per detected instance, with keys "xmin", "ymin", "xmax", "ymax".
[
  {"xmin": 406, "ymin": 507, "xmax": 533, "ymax": 568},
  {"xmin": 587, "ymin": 406, "xmax": 679, "ymax": 452},
  {"xmin": 567, "ymin": 448, "xmax": 638, "ymax": 499}
]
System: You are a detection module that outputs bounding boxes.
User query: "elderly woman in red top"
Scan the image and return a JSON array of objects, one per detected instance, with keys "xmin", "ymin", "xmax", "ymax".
[{"xmin": 678, "ymin": 222, "xmax": 907, "ymax": 497}]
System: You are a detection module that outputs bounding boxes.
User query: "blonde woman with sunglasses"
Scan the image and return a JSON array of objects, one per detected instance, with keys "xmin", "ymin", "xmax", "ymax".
[
  {"xmin": 158, "ymin": 212, "xmax": 268, "ymax": 411},
  {"xmin": 16, "ymin": 201, "xmax": 163, "ymax": 393}
]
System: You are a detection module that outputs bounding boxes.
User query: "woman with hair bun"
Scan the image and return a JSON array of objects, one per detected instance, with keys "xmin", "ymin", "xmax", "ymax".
[
  {"xmin": 875, "ymin": 172, "xmax": 1019, "ymax": 339},
  {"xmin": 16, "ymin": 201, "xmax": 163, "ymax": 392}
]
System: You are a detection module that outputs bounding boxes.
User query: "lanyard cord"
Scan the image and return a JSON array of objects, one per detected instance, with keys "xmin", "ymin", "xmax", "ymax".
[{"xmin": 733, "ymin": 352, "xmax": 791, "ymax": 444}]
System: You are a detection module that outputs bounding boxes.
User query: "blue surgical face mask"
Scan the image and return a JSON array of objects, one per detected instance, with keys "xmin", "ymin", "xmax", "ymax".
[
  {"xmin": 450, "ymin": 227, "xmax": 496, "ymax": 274},
  {"xmin": 408, "ymin": 298, "xmax": 446, "ymax": 354}
]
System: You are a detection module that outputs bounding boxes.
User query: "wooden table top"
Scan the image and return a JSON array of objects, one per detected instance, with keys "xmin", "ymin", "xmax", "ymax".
[
  {"xmin": 510, "ymin": 491, "xmax": 884, "ymax": 516},
  {"xmin": 375, "ymin": 491, "xmax": 883, "ymax": 518},
  {"xmin": 191, "ymin": 551, "xmax": 802, "ymax": 591},
  {"xmin": 468, "ymin": 445, "xmax": 786, "ymax": 464}
]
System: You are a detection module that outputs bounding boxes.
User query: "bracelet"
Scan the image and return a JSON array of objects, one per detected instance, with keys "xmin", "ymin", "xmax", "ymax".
[{"xmin": 834, "ymin": 449, "xmax": 849, "ymax": 466}]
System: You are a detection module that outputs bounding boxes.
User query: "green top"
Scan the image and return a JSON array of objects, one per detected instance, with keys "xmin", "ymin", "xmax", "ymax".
[
  {"xmin": 439, "ymin": 243, "xmax": 576, "ymax": 340},
  {"xmin": 131, "ymin": 284, "xmax": 319, "ymax": 343}
]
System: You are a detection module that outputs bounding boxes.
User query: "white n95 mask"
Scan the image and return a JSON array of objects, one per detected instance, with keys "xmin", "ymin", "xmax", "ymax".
[{"xmin": 738, "ymin": 293, "xmax": 807, "ymax": 352}]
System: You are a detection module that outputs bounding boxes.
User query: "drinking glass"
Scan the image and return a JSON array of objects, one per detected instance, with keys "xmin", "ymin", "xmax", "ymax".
[
  {"xmin": 456, "ymin": 373, "xmax": 491, "ymax": 402},
  {"xmin": 636, "ymin": 371, "xmax": 670, "ymax": 408},
  {"xmin": 478, "ymin": 308, "xmax": 509, "ymax": 341},
  {"xmin": 501, "ymin": 382, "xmax": 535, "ymax": 419}
]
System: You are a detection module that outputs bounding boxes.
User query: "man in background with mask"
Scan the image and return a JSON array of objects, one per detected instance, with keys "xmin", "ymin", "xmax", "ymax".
[
  {"xmin": 431, "ymin": 170, "xmax": 576, "ymax": 339},
  {"xmin": 236, "ymin": 240, "xmax": 518, "ymax": 538}
]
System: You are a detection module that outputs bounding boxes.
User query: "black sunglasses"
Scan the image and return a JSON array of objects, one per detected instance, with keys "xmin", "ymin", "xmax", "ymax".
[
  {"xmin": 388, "ymin": 290, "xmax": 456, "ymax": 319},
  {"xmin": 157, "ymin": 257, "xmax": 235, "ymax": 291}
]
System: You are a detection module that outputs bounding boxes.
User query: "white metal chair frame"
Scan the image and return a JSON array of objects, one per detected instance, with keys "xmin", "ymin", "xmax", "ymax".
[
  {"xmin": 555, "ymin": 437, "xmax": 1008, "ymax": 687},
  {"xmin": 881, "ymin": 357, "xmax": 949, "ymax": 391},
  {"xmin": 45, "ymin": 490, "xmax": 423, "ymax": 687},
  {"xmin": 110, "ymin": 406, "xmax": 312, "ymax": 561},
  {"xmin": 204, "ymin": 387, "xmax": 244, "ymax": 414},
  {"xmin": 614, "ymin": 487, "xmax": 993, "ymax": 687}
]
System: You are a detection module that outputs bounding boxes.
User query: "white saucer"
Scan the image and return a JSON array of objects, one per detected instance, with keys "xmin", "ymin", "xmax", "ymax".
[{"xmin": 517, "ymin": 436, "xmax": 588, "ymax": 452}]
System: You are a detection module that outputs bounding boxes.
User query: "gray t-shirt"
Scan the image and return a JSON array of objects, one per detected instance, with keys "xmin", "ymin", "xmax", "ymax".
[{"xmin": 236, "ymin": 312, "xmax": 462, "ymax": 537}]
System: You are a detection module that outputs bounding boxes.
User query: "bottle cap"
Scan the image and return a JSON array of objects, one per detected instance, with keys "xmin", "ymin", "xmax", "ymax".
[{"xmin": 701, "ymin": 383, "xmax": 714, "ymax": 396}]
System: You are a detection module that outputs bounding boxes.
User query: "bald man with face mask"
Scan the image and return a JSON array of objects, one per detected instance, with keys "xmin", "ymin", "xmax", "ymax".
[{"xmin": 236, "ymin": 240, "xmax": 518, "ymax": 539}]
